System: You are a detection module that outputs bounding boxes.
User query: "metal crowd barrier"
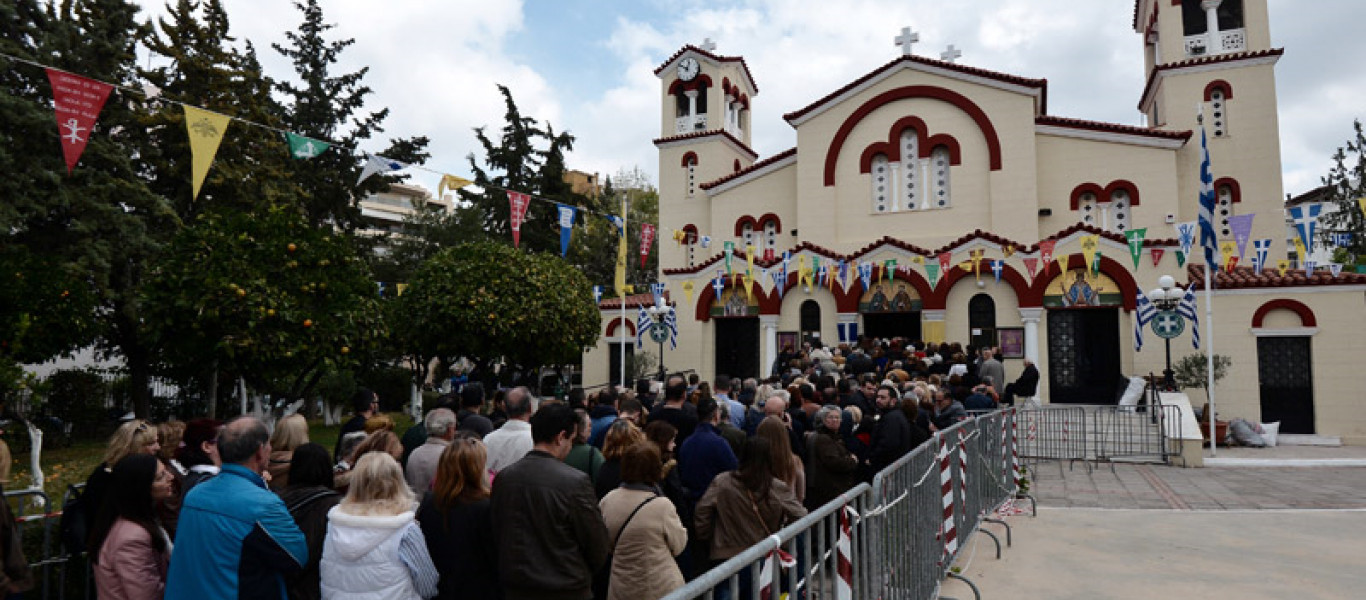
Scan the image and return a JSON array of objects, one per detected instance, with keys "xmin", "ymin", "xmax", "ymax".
[
  {"xmin": 1014, "ymin": 405, "xmax": 1091, "ymax": 472},
  {"xmin": 662, "ymin": 407, "xmax": 1032, "ymax": 600},
  {"xmin": 1093, "ymin": 404, "xmax": 1182, "ymax": 466},
  {"xmin": 5, "ymin": 485, "xmax": 90, "ymax": 600}
]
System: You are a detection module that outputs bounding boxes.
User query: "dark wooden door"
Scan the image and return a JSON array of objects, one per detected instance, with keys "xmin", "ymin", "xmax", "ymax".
[
  {"xmin": 1047, "ymin": 308, "xmax": 1121, "ymax": 404},
  {"xmin": 1257, "ymin": 336, "xmax": 1314, "ymax": 434},
  {"xmin": 861, "ymin": 311, "xmax": 922, "ymax": 341},
  {"xmin": 715, "ymin": 317, "xmax": 760, "ymax": 379}
]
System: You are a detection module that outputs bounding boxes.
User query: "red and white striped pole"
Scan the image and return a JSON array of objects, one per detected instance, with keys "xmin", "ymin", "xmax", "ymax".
[
  {"xmin": 957, "ymin": 429, "xmax": 969, "ymax": 517},
  {"xmin": 836, "ymin": 506, "xmax": 854, "ymax": 600},
  {"xmin": 1012, "ymin": 409, "xmax": 1023, "ymax": 489},
  {"xmin": 939, "ymin": 435, "xmax": 957, "ymax": 563}
]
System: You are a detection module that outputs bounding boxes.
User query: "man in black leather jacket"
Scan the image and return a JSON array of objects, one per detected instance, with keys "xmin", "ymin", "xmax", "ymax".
[{"xmin": 491, "ymin": 403, "xmax": 610, "ymax": 600}]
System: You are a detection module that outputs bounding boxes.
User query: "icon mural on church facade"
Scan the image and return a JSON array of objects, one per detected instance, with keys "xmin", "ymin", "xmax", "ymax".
[
  {"xmin": 710, "ymin": 287, "xmax": 760, "ymax": 318},
  {"xmin": 1043, "ymin": 269, "xmax": 1122, "ymax": 308},
  {"xmin": 860, "ymin": 281, "xmax": 921, "ymax": 313}
]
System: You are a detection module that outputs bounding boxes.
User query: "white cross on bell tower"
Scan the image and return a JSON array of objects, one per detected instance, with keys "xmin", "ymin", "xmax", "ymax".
[
  {"xmin": 701, "ymin": 37, "xmax": 717, "ymax": 52},
  {"xmin": 940, "ymin": 44, "xmax": 962, "ymax": 63},
  {"xmin": 894, "ymin": 26, "xmax": 919, "ymax": 56}
]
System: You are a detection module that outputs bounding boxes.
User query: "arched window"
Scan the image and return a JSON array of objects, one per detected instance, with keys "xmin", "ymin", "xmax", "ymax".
[
  {"xmin": 1218, "ymin": 183, "xmax": 1236, "ymax": 237},
  {"xmin": 685, "ymin": 155, "xmax": 698, "ymax": 198},
  {"xmin": 900, "ymin": 128, "xmax": 921, "ymax": 211},
  {"xmin": 968, "ymin": 294, "xmax": 997, "ymax": 351},
  {"xmin": 683, "ymin": 225, "xmax": 699, "ymax": 268},
  {"xmin": 870, "ymin": 154, "xmax": 893, "ymax": 213},
  {"xmin": 800, "ymin": 300, "xmax": 822, "ymax": 342},
  {"xmin": 762, "ymin": 219, "xmax": 778, "ymax": 260},
  {"xmin": 1209, "ymin": 87, "xmax": 1229, "ymax": 137},
  {"xmin": 741, "ymin": 222, "xmax": 755, "ymax": 248},
  {"xmin": 930, "ymin": 146, "xmax": 952, "ymax": 208},
  {"xmin": 1078, "ymin": 191, "xmax": 1098, "ymax": 227},
  {"xmin": 1107, "ymin": 188, "xmax": 1132, "ymax": 233}
]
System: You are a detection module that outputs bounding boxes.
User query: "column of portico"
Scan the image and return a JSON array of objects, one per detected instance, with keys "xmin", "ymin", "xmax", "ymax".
[{"xmin": 1020, "ymin": 308, "xmax": 1043, "ymax": 363}]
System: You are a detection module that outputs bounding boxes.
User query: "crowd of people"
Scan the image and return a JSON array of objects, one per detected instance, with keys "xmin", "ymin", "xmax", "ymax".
[{"xmin": 18, "ymin": 336, "xmax": 1036, "ymax": 600}]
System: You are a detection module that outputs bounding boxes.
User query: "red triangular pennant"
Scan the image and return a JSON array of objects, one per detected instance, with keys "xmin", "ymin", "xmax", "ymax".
[
  {"xmin": 507, "ymin": 191, "xmax": 530, "ymax": 247},
  {"xmin": 1022, "ymin": 257, "xmax": 1039, "ymax": 281},
  {"xmin": 1150, "ymin": 248, "xmax": 1165, "ymax": 267},
  {"xmin": 1225, "ymin": 256, "xmax": 1239, "ymax": 273},
  {"xmin": 937, "ymin": 252, "xmax": 952, "ymax": 273},
  {"xmin": 46, "ymin": 69, "xmax": 113, "ymax": 174}
]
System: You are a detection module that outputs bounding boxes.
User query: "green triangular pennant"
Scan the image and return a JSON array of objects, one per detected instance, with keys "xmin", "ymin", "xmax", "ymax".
[
  {"xmin": 1175, "ymin": 250, "xmax": 1187, "ymax": 267},
  {"xmin": 1125, "ymin": 228, "xmax": 1147, "ymax": 268},
  {"xmin": 925, "ymin": 263, "xmax": 940, "ymax": 288},
  {"xmin": 287, "ymin": 132, "xmax": 330, "ymax": 159}
]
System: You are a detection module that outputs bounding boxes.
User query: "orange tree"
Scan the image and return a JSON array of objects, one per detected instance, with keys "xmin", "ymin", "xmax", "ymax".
[
  {"xmin": 389, "ymin": 241, "xmax": 599, "ymax": 385},
  {"xmin": 141, "ymin": 205, "xmax": 385, "ymax": 414}
]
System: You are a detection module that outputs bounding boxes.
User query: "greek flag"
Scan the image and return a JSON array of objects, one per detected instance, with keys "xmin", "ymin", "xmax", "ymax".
[
  {"xmin": 650, "ymin": 282, "xmax": 666, "ymax": 307},
  {"xmin": 1176, "ymin": 285, "xmax": 1200, "ymax": 349},
  {"xmin": 1252, "ymin": 239, "xmax": 1271, "ymax": 275},
  {"xmin": 636, "ymin": 307, "xmax": 653, "ymax": 349},
  {"xmin": 663, "ymin": 307, "xmax": 678, "ymax": 349},
  {"xmin": 1197, "ymin": 125, "xmax": 1218, "ymax": 270},
  {"xmin": 1134, "ymin": 290, "xmax": 1156, "ymax": 351},
  {"xmin": 1288, "ymin": 204, "xmax": 1322, "ymax": 255}
]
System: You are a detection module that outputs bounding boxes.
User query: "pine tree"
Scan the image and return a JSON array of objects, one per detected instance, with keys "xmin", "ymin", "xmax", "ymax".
[
  {"xmin": 1318, "ymin": 120, "xmax": 1366, "ymax": 265},
  {"xmin": 272, "ymin": 0, "xmax": 429, "ymax": 230}
]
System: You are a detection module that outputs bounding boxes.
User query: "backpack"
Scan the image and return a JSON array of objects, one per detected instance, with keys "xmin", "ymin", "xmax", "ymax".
[{"xmin": 59, "ymin": 485, "xmax": 86, "ymax": 556}]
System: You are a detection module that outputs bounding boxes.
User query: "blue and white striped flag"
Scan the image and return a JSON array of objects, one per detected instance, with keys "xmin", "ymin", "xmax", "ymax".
[
  {"xmin": 663, "ymin": 307, "xmax": 678, "ymax": 349},
  {"xmin": 1197, "ymin": 123, "xmax": 1219, "ymax": 271},
  {"xmin": 1176, "ymin": 285, "xmax": 1200, "ymax": 349},
  {"xmin": 1288, "ymin": 204, "xmax": 1323, "ymax": 254},
  {"xmin": 650, "ymin": 282, "xmax": 666, "ymax": 307},
  {"xmin": 1252, "ymin": 239, "xmax": 1271, "ymax": 275},
  {"xmin": 1134, "ymin": 290, "xmax": 1156, "ymax": 351},
  {"xmin": 636, "ymin": 307, "xmax": 653, "ymax": 349},
  {"xmin": 592, "ymin": 285, "xmax": 603, "ymax": 305}
]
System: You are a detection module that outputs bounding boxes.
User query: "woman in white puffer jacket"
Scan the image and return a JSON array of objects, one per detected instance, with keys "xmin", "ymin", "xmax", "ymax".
[{"xmin": 321, "ymin": 451, "xmax": 439, "ymax": 600}]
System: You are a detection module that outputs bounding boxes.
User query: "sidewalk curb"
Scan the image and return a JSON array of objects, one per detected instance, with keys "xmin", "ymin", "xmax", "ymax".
[{"xmin": 1204, "ymin": 458, "xmax": 1366, "ymax": 467}]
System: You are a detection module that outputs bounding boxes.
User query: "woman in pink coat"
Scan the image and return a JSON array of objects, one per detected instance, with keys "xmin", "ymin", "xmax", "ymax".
[{"xmin": 89, "ymin": 453, "xmax": 175, "ymax": 600}]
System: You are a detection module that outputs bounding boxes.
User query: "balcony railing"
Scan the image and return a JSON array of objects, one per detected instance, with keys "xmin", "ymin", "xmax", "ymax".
[
  {"xmin": 674, "ymin": 113, "xmax": 708, "ymax": 134},
  {"xmin": 1183, "ymin": 28, "xmax": 1246, "ymax": 57}
]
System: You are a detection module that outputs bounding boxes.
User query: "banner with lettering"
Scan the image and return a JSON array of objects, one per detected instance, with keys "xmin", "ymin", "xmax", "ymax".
[
  {"xmin": 45, "ymin": 69, "xmax": 113, "ymax": 174},
  {"xmin": 640, "ymin": 224, "xmax": 656, "ymax": 268}
]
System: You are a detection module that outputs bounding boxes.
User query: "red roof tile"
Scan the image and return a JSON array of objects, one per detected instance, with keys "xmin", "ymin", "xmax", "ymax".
[
  {"xmin": 653, "ymin": 129, "xmax": 758, "ymax": 160},
  {"xmin": 1138, "ymin": 48, "xmax": 1284, "ymax": 110},
  {"xmin": 598, "ymin": 291, "xmax": 673, "ymax": 310},
  {"xmin": 1036, "ymin": 115, "xmax": 1191, "ymax": 141},
  {"xmin": 1186, "ymin": 263, "xmax": 1366, "ymax": 289},
  {"xmin": 783, "ymin": 54, "xmax": 1048, "ymax": 123},
  {"xmin": 699, "ymin": 148, "xmax": 797, "ymax": 191},
  {"xmin": 654, "ymin": 45, "xmax": 759, "ymax": 94}
]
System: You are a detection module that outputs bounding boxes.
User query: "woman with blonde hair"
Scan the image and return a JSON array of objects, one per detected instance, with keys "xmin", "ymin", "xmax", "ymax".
[
  {"xmin": 755, "ymin": 416, "xmax": 805, "ymax": 504},
  {"xmin": 320, "ymin": 452, "xmax": 439, "ymax": 599},
  {"xmin": 268, "ymin": 414, "xmax": 310, "ymax": 490},
  {"xmin": 594, "ymin": 419, "xmax": 645, "ymax": 498},
  {"xmin": 79, "ymin": 420, "xmax": 161, "ymax": 551},
  {"xmin": 364, "ymin": 414, "xmax": 395, "ymax": 434},
  {"xmin": 335, "ymin": 431, "xmax": 402, "ymax": 494},
  {"xmin": 417, "ymin": 436, "xmax": 498, "ymax": 599}
]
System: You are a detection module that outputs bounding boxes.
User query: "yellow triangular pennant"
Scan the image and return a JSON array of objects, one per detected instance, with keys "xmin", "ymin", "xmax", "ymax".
[
  {"xmin": 184, "ymin": 105, "xmax": 231, "ymax": 200},
  {"xmin": 438, "ymin": 174, "xmax": 472, "ymax": 199},
  {"xmin": 682, "ymin": 280, "xmax": 695, "ymax": 304}
]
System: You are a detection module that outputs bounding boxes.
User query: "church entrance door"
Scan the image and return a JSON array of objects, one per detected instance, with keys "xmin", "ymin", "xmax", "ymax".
[
  {"xmin": 1046, "ymin": 308, "xmax": 1121, "ymax": 404},
  {"xmin": 861, "ymin": 312, "xmax": 922, "ymax": 341},
  {"xmin": 714, "ymin": 317, "xmax": 760, "ymax": 380},
  {"xmin": 1257, "ymin": 336, "xmax": 1314, "ymax": 434}
]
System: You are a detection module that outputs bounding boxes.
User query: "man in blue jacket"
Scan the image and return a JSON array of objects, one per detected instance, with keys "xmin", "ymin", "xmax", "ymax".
[
  {"xmin": 166, "ymin": 416, "xmax": 308, "ymax": 599},
  {"xmin": 677, "ymin": 397, "xmax": 738, "ymax": 501}
]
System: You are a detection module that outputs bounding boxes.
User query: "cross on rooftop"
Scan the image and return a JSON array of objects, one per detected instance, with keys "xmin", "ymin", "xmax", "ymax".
[
  {"xmin": 941, "ymin": 44, "xmax": 962, "ymax": 63},
  {"xmin": 701, "ymin": 37, "xmax": 717, "ymax": 52},
  {"xmin": 894, "ymin": 26, "xmax": 919, "ymax": 55}
]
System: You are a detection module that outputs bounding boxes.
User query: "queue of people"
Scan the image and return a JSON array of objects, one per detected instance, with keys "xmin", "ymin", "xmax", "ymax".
[{"xmin": 51, "ymin": 335, "xmax": 1019, "ymax": 600}]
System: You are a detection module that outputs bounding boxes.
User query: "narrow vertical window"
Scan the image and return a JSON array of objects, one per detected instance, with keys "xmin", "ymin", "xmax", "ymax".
[
  {"xmin": 686, "ymin": 157, "xmax": 697, "ymax": 198},
  {"xmin": 871, "ymin": 154, "xmax": 893, "ymax": 213},
  {"xmin": 1078, "ymin": 192, "xmax": 1098, "ymax": 227},
  {"xmin": 900, "ymin": 129, "xmax": 920, "ymax": 211},
  {"xmin": 741, "ymin": 222, "xmax": 755, "ymax": 248},
  {"xmin": 931, "ymin": 146, "xmax": 952, "ymax": 208},
  {"xmin": 1210, "ymin": 88, "xmax": 1228, "ymax": 137},
  {"xmin": 1218, "ymin": 184, "xmax": 1235, "ymax": 237},
  {"xmin": 1108, "ymin": 189, "xmax": 1131, "ymax": 233},
  {"xmin": 763, "ymin": 220, "xmax": 778, "ymax": 259}
]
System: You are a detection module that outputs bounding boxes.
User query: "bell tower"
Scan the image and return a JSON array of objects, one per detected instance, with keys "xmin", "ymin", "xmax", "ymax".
[
  {"xmin": 1134, "ymin": 0, "xmax": 1284, "ymax": 251},
  {"xmin": 653, "ymin": 40, "xmax": 759, "ymax": 272}
]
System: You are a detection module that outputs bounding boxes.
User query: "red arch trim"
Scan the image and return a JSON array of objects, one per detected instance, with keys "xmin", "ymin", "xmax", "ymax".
[
  {"xmin": 1203, "ymin": 79, "xmax": 1234, "ymax": 101},
  {"xmin": 1214, "ymin": 177, "xmax": 1241, "ymax": 203},
  {"xmin": 682, "ymin": 224, "xmax": 699, "ymax": 244},
  {"xmin": 1252, "ymin": 299, "xmax": 1316, "ymax": 328},
  {"xmin": 1070, "ymin": 183, "xmax": 1106, "ymax": 210},
  {"xmin": 825, "ymin": 85, "xmax": 1003, "ymax": 186},
  {"xmin": 733, "ymin": 216, "xmax": 758, "ymax": 236},
  {"xmin": 1103, "ymin": 179, "xmax": 1141, "ymax": 207},
  {"xmin": 858, "ymin": 143, "xmax": 893, "ymax": 174},
  {"xmin": 1026, "ymin": 253, "xmax": 1139, "ymax": 311},
  {"xmin": 681, "ymin": 151, "xmax": 698, "ymax": 167},
  {"xmin": 668, "ymin": 75, "xmax": 714, "ymax": 95},
  {"xmin": 757, "ymin": 213, "xmax": 783, "ymax": 231},
  {"xmin": 924, "ymin": 134, "xmax": 962, "ymax": 165},
  {"xmin": 606, "ymin": 317, "xmax": 636, "ymax": 338},
  {"xmin": 833, "ymin": 267, "xmax": 936, "ymax": 313}
]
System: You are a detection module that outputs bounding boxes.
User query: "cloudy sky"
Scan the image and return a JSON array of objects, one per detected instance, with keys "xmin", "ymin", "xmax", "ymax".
[{"xmin": 131, "ymin": 0, "xmax": 1364, "ymax": 199}]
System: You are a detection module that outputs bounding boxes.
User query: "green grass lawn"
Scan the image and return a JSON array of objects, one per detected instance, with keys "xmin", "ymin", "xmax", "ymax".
[{"xmin": 6, "ymin": 412, "xmax": 417, "ymax": 506}]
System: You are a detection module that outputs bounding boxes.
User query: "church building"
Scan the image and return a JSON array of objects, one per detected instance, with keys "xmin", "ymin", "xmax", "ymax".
[{"xmin": 583, "ymin": 0, "xmax": 1366, "ymax": 444}]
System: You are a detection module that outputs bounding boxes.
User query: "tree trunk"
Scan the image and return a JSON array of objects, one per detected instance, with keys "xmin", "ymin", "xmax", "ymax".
[
  {"xmin": 127, "ymin": 348, "xmax": 152, "ymax": 419},
  {"xmin": 206, "ymin": 360, "xmax": 219, "ymax": 420}
]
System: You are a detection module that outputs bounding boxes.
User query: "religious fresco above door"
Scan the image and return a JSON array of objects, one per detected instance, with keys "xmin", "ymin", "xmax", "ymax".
[
  {"xmin": 860, "ymin": 281, "xmax": 922, "ymax": 313},
  {"xmin": 1043, "ymin": 269, "xmax": 1123, "ymax": 308},
  {"xmin": 710, "ymin": 287, "xmax": 760, "ymax": 318}
]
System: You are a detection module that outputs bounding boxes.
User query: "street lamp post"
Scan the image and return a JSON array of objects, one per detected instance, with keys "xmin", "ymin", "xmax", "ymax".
[
  {"xmin": 1148, "ymin": 275, "xmax": 1184, "ymax": 391},
  {"xmin": 644, "ymin": 300, "xmax": 672, "ymax": 382}
]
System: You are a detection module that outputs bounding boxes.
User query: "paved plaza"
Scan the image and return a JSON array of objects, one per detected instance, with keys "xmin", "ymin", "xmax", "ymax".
[{"xmin": 939, "ymin": 450, "xmax": 1366, "ymax": 598}]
